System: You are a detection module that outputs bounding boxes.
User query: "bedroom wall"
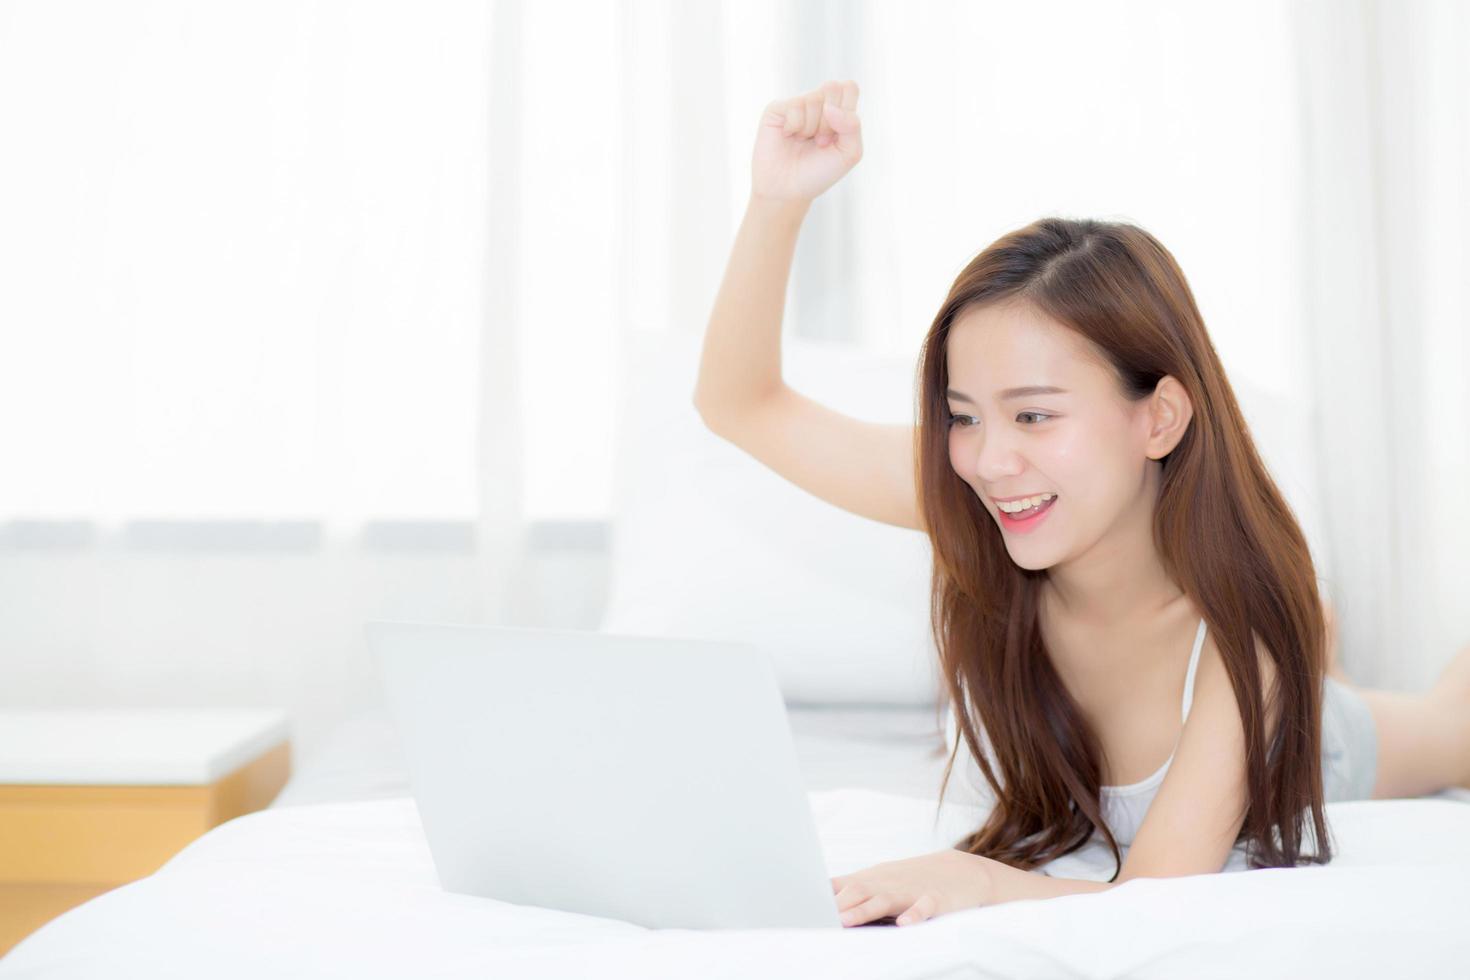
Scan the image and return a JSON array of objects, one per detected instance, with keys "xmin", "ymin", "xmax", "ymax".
[{"xmin": 0, "ymin": 520, "xmax": 610, "ymax": 763}]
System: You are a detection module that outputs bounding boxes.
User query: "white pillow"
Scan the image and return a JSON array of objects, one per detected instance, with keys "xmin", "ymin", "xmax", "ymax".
[{"xmin": 600, "ymin": 328, "xmax": 942, "ymax": 706}]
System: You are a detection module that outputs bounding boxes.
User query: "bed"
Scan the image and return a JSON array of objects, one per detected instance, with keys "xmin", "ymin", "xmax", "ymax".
[
  {"xmin": 4, "ymin": 701, "xmax": 1469, "ymax": 978},
  {"xmin": 8, "ymin": 333, "xmax": 1469, "ymax": 976}
]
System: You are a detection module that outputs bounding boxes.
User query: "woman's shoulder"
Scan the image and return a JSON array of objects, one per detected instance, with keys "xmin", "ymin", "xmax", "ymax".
[{"xmin": 1193, "ymin": 626, "xmax": 1282, "ymax": 739}]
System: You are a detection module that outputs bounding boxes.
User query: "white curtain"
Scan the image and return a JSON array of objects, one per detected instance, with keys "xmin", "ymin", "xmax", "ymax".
[
  {"xmin": 0, "ymin": 1, "xmax": 499, "ymax": 526},
  {"xmin": 0, "ymin": 1, "xmax": 521, "ymax": 758},
  {"xmin": 1290, "ymin": 0, "xmax": 1470, "ymax": 691}
]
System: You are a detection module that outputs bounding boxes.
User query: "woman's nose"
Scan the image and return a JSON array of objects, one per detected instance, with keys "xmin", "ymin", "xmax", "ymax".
[{"xmin": 972, "ymin": 429, "xmax": 1025, "ymax": 482}]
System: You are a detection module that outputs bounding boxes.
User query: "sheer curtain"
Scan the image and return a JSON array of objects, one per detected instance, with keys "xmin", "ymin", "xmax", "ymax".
[
  {"xmin": 0, "ymin": 1, "xmax": 495, "ymax": 526},
  {"xmin": 1291, "ymin": 0, "xmax": 1470, "ymax": 690},
  {"xmin": 0, "ymin": 1, "xmax": 519, "ymax": 757}
]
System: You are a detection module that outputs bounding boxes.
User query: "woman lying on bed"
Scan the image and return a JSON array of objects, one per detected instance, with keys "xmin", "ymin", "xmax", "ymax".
[{"xmin": 693, "ymin": 79, "xmax": 1470, "ymax": 927}]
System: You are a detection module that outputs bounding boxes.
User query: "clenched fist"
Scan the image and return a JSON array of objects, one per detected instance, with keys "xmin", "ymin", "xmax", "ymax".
[{"xmin": 751, "ymin": 79, "xmax": 863, "ymax": 203}]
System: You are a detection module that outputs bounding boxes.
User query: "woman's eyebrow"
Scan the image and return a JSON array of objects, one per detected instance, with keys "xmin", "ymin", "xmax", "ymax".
[{"xmin": 945, "ymin": 385, "xmax": 1069, "ymax": 403}]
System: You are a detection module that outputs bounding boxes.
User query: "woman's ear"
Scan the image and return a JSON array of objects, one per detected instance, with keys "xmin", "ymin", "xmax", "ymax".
[{"xmin": 1144, "ymin": 376, "xmax": 1193, "ymax": 460}]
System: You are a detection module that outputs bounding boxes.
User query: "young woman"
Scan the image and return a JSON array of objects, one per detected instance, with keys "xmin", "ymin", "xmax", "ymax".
[{"xmin": 693, "ymin": 80, "xmax": 1470, "ymax": 927}]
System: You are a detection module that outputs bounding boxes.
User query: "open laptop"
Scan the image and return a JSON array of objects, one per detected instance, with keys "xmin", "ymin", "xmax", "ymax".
[{"xmin": 367, "ymin": 619, "xmax": 845, "ymax": 930}]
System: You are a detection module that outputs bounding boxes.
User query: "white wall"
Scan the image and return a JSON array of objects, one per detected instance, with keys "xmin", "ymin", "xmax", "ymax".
[{"xmin": 0, "ymin": 524, "xmax": 608, "ymax": 762}]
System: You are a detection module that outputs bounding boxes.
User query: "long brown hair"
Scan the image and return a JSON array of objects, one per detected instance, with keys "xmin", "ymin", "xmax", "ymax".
[{"xmin": 917, "ymin": 217, "xmax": 1330, "ymax": 880}]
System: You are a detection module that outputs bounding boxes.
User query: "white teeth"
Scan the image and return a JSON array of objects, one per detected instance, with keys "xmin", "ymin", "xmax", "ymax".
[{"xmin": 998, "ymin": 493, "xmax": 1056, "ymax": 514}]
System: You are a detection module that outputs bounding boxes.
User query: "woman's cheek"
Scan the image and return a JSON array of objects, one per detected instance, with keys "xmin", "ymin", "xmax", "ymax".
[
  {"xmin": 1041, "ymin": 426, "xmax": 1091, "ymax": 488},
  {"xmin": 947, "ymin": 437, "xmax": 974, "ymax": 484}
]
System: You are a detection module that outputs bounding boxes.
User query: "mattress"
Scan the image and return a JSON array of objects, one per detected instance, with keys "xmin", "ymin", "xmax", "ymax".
[
  {"xmin": 8, "ymin": 703, "xmax": 1470, "ymax": 978},
  {"xmin": 6, "ymin": 784, "xmax": 1470, "ymax": 978}
]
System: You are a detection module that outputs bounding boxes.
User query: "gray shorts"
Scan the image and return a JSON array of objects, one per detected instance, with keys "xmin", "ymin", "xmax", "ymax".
[{"xmin": 1322, "ymin": 676, "xmax": 1379, "ymax": 802}]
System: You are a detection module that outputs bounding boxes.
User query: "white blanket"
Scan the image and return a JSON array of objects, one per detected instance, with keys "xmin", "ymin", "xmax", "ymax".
[{"xmin": 6, "ymin": 790, "xmax": 1470, "ymax": 979}]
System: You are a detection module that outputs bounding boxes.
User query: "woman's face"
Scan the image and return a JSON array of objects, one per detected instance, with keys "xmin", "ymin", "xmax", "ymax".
[{"xmin": 944, "ymin": 300, "xmax": 1160, "ymax": 571}]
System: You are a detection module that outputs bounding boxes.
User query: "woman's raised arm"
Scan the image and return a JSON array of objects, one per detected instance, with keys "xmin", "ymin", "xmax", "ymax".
[{"xmin": 693, "ymin": 81, "xmax": 923, "ymax": 532}]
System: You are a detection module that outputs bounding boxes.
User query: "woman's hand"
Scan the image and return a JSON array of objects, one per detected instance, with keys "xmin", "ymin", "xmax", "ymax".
[
  {"xmin": 831, "ymin": 848, "xmax": 995, "ymax": 927},
  {"xmin": 751, "ymin": 79, "xmax": 863, "ymax": 203}
]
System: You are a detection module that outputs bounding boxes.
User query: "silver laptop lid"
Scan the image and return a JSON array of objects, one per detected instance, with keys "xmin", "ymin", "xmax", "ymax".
[{"xmin": 368, "ymin": 620, "xmax": 840, "ymax": 930}]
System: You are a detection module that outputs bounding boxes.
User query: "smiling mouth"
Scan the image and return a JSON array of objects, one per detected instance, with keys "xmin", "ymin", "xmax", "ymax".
[
  {"xmin": 995, "ymin": 494, "xmax": 1057, "ymax": 524},
  {"xmin": 994, "ymin": 493, "xmax": 1056, "ymax": 517}
]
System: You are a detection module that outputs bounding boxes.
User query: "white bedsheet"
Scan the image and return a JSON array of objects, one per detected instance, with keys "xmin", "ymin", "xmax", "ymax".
[{"xmin": 6, "ymin": 787, "xmax": 1470, "ymax": 979}]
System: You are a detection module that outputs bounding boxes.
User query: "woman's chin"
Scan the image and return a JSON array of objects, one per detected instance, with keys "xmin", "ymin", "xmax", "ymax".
[{"xmin": 1005, "ymin": 547, "xmax": 1058, "ymax": 572}]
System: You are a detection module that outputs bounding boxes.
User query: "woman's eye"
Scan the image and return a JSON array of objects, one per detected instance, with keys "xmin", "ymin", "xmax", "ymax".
[
  {"xmin": 1017, "ymin": 412, "xmax": 1052, "ymax": 424},
  {"xmin": 947, "ymin": 413, "xmax": 975, "ymax": 428}
]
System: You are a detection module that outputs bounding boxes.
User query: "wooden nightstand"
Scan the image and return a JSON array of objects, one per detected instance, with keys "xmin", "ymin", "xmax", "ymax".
[{"xmin": 0, "ymin": 708, "xmax": 291, "ymax": 957}]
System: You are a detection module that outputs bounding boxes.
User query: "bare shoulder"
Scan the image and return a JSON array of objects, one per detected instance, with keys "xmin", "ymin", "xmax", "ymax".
[{"xmin": 1195, "ymin": 627, "xmax": 1282, "ymax": 740}]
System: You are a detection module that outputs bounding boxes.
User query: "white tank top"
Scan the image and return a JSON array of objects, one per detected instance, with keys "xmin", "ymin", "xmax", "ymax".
[{"xmin": 1097, "ymin": 617, "xmax": 1209, "ymax": 846}]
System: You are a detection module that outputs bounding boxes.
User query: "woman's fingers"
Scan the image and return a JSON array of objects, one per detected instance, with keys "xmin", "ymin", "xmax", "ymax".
[
  {"xmin": 773, "ymin": 81, "xmax": 859, "ymax": 147},
  {"xmin": 833, "ymin": 882, "xmax": 871, "ymax": 916},
  {"xmin": 761, "ymin": 98, "xmax": 790, "ymax": 131},
  {"xmin": 835, "ymin": 879, "xmax": 906, "ymax": 926},
  {"xmin": 800, "ymin": 90, "xmax": 824, "ymax": 139},
  {"xmin": 839, "ymin": 892, "xmax": 905, "ymax": 926},
  {"xmin": 814, "ymin": 80, "xmax": 844, "ymax": 147},
  {"xmin": 780, "ymin": 99, "xmax": 804, "ymax": 137},
  {"xmin": 821, "ymin": 101, "xmax": 850, "ymax": 135},
  {"xmin": 895, "ymin": 893, "xmax": 937, "ymax": 926}
]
